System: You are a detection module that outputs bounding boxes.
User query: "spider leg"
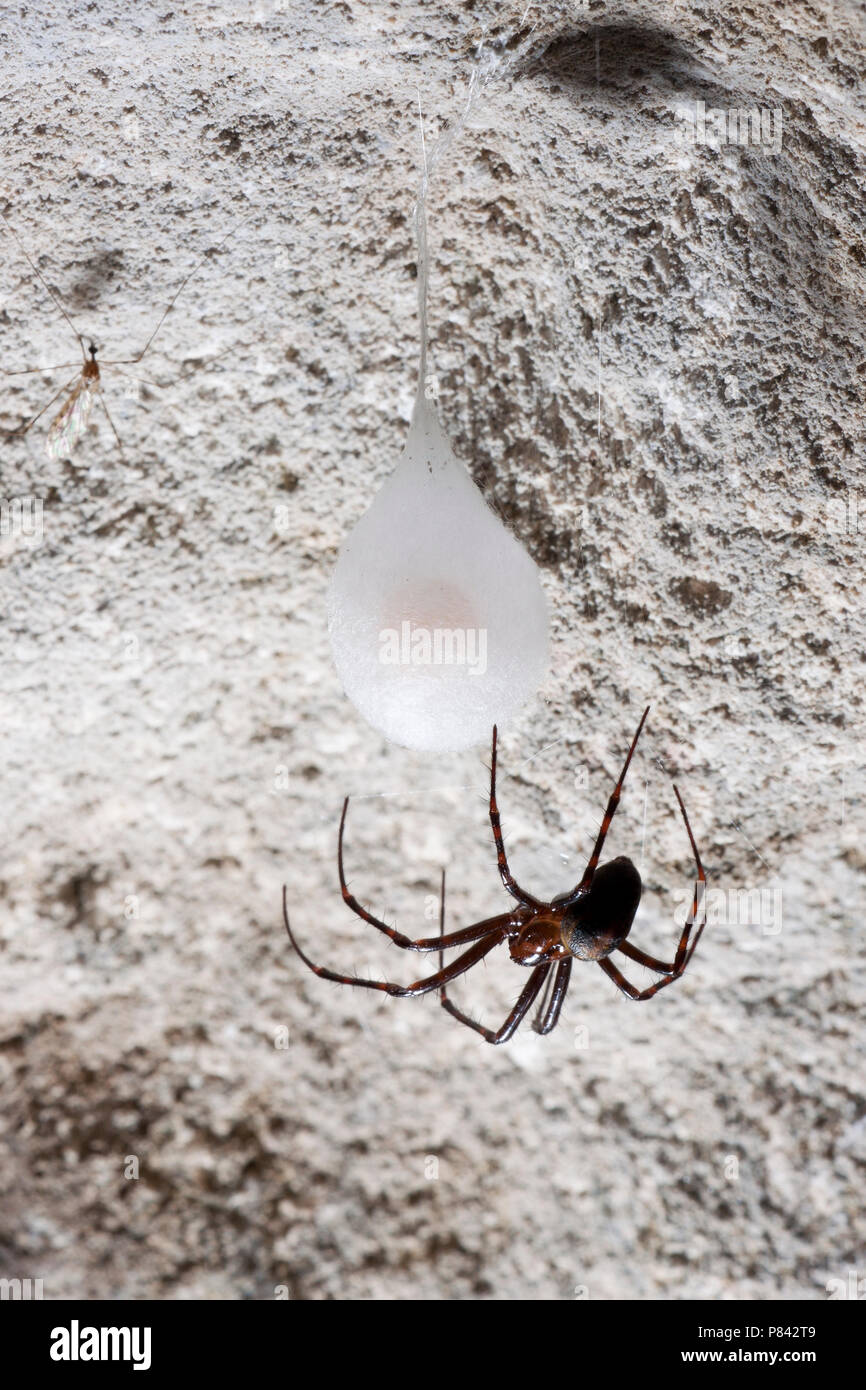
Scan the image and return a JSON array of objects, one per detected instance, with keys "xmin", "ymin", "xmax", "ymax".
[
  {"xmin": 598, "ymin": 955, "xmax": 686, "ymax": 1001},
  {"xmin": 602, "ymin": 783, "xmax": 707, "ymax": 1000},
  {"xmin": 666, "ymin": 783, "xmax": 708, "ymax": 973},
  {"xmin": 531, "ymin": 962, "xmax": 558, "ymax": 1024},
  {"xmin": 531, "ymin": 957, "xmax": 572, "ymax": 1035},
  {"xmin": 577, "ymin": 705, "xmax": 649, "ymax": 891},
  {"xmin": 337, "ymin": 798, "xmax": 517, "ymax": 951},
  {"xmin": 439, "ymin": 959, "xmax": 551, "ymax": 1044},
  {"xmin": 488, "ymin": 725, "xmax": 541, "ymax": 907},
  {"xmin": 426, "ymin": 870, "xmax": 510, "ymax": 957},
  {"xmin": 3, "ymin": 372, "xmax": 80, "ymax": 437},
  {"xmin": 336, "ymin": 796, "xmax": 409, "ymax": 937},
  {"xmin": 436, "ymin": 879, "xmax": 553, "ymax": 1043},
  {"xmin": 616, "ymin": 939, "xmax": 675, "ymax": 974},
  {"xmin": 283, "ymin": 886, "xmax": 508, "ymax": 997}
]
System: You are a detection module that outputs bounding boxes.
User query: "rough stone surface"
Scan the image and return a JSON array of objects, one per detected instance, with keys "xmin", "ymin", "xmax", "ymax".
[{"xmin": 0, "ymin": 0, "xmax": 864, "ymax": 1300}]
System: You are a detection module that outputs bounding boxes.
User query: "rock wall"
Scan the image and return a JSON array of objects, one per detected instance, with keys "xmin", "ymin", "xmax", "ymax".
[{"xmin": 0, "ymin": 0, "xmax": 863, "ymax": 1299}]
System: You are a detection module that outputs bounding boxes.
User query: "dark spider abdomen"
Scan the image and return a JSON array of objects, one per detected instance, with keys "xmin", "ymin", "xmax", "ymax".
[{"xmin": 560, "ymin": 857, "xmax": 642, "ymax": 960}]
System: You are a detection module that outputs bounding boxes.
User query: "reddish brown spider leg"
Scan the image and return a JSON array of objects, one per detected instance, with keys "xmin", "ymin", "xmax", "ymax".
[
  {"xmin": 439, "ymin": 960, "xmax": 552, "ymax": 1044},
  {"xmin": 601, "ymin": 784, "xmax": 707, "ymax": 1000},
  {"xmin": 599, "ymin": 954, "xmax": 687, "ymax": 1001},
  {"xmin": 429, "ymin": 868, "xmax": 508, "ymax": 965},
  {"xmin": 674, "ymin": 784, "xmax": 707, "ymax": 911},
  {"xmin": 489, "ymin": 726, "xmax": 541, "ymax": 908},
  {"xmin": 532, "ymin": 957, "xmax": 572, "ymax": 1035},
  {"xmin": 283, "ymin": 886, "xmax": 508, "ymax": 997},
  {"xmin": 436, "ymin": 872, "xmax": 553, "ymax": 1043},
  {"xmin": 616, "ymin": 938, "xmax": 677, "ymax": 973},
  {"xmin": 531, "ymin": 962, "xmax": 557, "ymax": 1025},
  {"xmin": 438, "ymin": 867, "xmax": 446, "ymax": 940},
  {"xmin": 576, "ymin": 705, "xmax": 650, "ymax": 891},
  {"xmin": 618, "ymin": 785, "xmax": 707, "ymax": 973},
  {"xmin": 337, "ymin": 798, "xmax": 516, "ymax": 952}
]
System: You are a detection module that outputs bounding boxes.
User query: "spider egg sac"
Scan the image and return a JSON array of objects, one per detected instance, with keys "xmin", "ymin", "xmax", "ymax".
[{"xmin": 327, "ymin": 392, "xmax": 550, "ymax": 752}]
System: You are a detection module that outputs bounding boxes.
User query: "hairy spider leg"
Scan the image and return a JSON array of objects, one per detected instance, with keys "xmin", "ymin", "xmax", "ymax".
[
  {"xmin": 531, "ymin": 957, "xmax": 573, "ymax": 1035},
  {"xmin": 436, "ymin": 868, "xmax": 554, "ymax": 1044},
  {"xmin": 576, "ymin": 704, "xmax": 650, "ymax": 891},
  {"xmin": 601, "ymin": 784, "xmax": 708, "ymax": 1000},
  {"xmin": 283, "ymin": 885, "xmax": 508, "ymax": 997},
  {"xmin": 489, "ymin": 725, "xmax": 542, "ymax": 907},
  {"xmin": 336, "ymin": 796, "xmax": 519, "ymax": 953},
  {"xmin": 440, "ymin": 957, "xmax": 551, "ymax": 1044}
]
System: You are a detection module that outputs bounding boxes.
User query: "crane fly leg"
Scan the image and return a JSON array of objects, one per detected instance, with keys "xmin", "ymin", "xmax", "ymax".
[
  {"xmin": 4, "ymin": 372, "xmax": 80, "ymax": 437},
  {"xmin": 1, "ymin": 361, "xmax": 83, "ymax": 376},
  {"xmin": 97, "ymin": 394, "xmax": 126, "ymax": 459}
]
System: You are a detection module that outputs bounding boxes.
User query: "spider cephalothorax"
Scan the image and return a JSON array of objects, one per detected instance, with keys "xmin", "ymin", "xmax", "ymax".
[{"xmin": 283, "ymin": 707, "xmax": 708, "ymax": 1044}]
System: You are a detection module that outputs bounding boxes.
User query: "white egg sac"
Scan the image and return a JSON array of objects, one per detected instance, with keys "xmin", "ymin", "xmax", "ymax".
[{"xmin": 328, "ymin": 395, "xmax": 550, "ymax": 752}]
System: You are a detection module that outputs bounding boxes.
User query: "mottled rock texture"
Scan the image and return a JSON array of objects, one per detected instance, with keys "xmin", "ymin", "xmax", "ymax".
[{"xmin": 0, "ymin": 0, "xmax": 864, "ymax": 1300}]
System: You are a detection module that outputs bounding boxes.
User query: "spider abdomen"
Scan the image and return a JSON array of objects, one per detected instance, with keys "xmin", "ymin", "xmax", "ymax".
[{"xmin": 560, "ymin": 857, "xmax": 642, "ymax": 961}]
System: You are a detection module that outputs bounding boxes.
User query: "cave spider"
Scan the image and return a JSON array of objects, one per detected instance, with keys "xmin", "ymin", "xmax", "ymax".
[{"xmin": 282, "ymin": 707, "xmax": 708, "ymax": 1044}]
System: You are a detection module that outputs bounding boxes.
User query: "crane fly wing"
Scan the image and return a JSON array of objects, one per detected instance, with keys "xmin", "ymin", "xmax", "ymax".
[{"xmin": 45, "ymin": 378, "xmax": 96, "ymax": 460}]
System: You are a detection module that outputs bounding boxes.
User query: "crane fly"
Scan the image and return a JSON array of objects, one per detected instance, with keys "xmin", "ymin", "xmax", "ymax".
[
  {"xmin": 0, "ymin": 207, "xmax": 247, "ymax": 460},
  {"xmin": 42, "ymin": 340, "xmax": 104, "ymax": 461}
]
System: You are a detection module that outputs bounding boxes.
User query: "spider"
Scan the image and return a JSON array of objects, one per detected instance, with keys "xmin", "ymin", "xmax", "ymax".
[{"xmin": 282, "ymin": 706, "xmax": 708, "ymax": 1044}]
